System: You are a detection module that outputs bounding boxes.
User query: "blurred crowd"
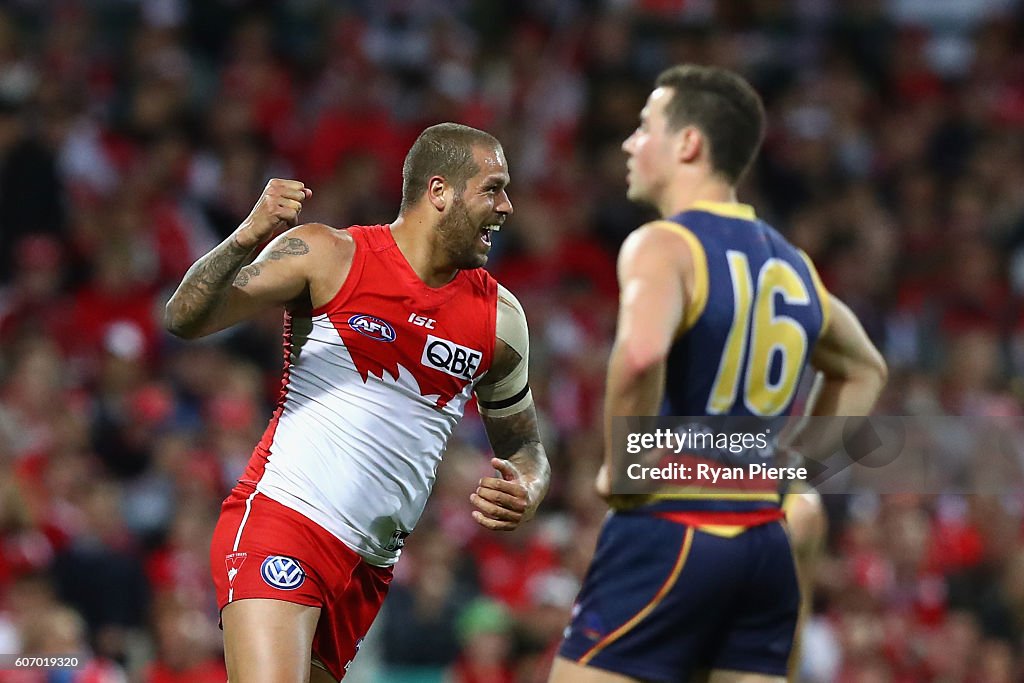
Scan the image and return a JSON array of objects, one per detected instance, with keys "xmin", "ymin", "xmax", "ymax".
[{"xmin": 1, "ymin": 1, "xmax": 1024, "ymax": 682}]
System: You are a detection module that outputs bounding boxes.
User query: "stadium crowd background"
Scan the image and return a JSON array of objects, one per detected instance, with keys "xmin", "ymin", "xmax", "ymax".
[{"xmin": 1, "ymin": 0, "xmax": 1023, "ymax": 681}]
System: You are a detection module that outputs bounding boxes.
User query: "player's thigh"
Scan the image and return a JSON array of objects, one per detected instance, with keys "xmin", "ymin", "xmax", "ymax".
[
  {"xmin": 549, "ymin": 656, "xmax": 649, "ymax": 683},
  {"xmin": 782, "ymin": 488, "xmax": 826, "ymax": 568},
  {"xmin": 222, "ymin": 598, "xmax": 322, "ymax": 683},
  {"xmin": 782, "ymin": 489, "xmax": 826, "ymax": 683},
  {"xmin": 708, "ymin": 669, "xmax": 786, "ymax": 683}
]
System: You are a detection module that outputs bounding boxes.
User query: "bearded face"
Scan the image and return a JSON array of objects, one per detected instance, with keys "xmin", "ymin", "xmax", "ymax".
[
  {"xmin": 436, "ymin": 146, "xmax": 512, "ymax": 270},
  {"xmin": 437, "ymin": 193, "xmax": 498, "ymax": 270}
]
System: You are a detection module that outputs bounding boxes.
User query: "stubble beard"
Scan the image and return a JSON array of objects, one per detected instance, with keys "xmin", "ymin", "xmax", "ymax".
[{"xmin": 438, "ymin": 197, "xmax": 487, "ymax": 270}]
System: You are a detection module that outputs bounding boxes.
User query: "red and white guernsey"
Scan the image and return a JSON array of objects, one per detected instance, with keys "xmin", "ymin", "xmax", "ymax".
[{"xmin": 239, "ymin": 225, "xmax": 497, "ymax": 567}]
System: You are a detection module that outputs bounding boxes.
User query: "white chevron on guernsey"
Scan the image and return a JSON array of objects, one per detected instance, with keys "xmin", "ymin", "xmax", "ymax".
[{"xmin": 252, "ymin": 314, "xmax": 476, "ymax": 567}]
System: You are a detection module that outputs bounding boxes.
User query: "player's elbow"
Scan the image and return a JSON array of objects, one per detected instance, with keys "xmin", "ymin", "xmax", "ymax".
[
  {"xmin": 163, "ymin": 317, "xmax": 197, "ymax": 340},
  {"xmin": 871, "ymin": 352, "xmax": 888, "ymax": 387},
  {"xmin": 866, "ymin": 350, "xmax": 888, "ymax": 397},
  {"xmin": 620, "ymin": 338, "xmax": 668, "ymax": 377},
  {"xmin": 840, "ymin": 350, "xmax": 888, "ymax": 403},
  {"xmin": 162, "ymin": 300, "xmax": 201, "ymax": 340}
]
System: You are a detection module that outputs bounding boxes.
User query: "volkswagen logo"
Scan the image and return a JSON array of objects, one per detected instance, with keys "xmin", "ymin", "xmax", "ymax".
[{"xmin": 260, "ymin": 556, "xmax": 306, "ymax": 590}]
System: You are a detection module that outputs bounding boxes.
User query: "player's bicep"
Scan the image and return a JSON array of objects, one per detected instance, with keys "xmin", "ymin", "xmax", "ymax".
[
  {"xmin": 614, "ymin": 225, "xmax": 688, "ymax": 363},
  {"xmin": 212, "ymin": 229, "xmax": 316, "ymax": 331},
  {"xmin": 477, "ymin": 285, "xmax": 532, "ymax": 418},
  {"xmin": 810, "ymin": 294, "xmax": 885, "ymax": 381}
]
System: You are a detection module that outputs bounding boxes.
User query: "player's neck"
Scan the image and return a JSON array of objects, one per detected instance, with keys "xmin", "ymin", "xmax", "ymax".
[
  {"xmin": 389, "ymin": 215, "xmax": 459, "ymax": 288},
  {"xmin": 660, "ymin": 176, "xmax": 737, "ymax": 218}
]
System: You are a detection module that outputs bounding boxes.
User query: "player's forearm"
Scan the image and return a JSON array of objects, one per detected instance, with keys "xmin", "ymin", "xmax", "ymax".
[
  {"xmin": 508, "ymin": 442, "xmax": 550, "ymax": 514},
  {"xmin": 603, "ymin": 347, "xmax": 666, "ymax": 467},
  {"xmin": 164, "ymin": 232, "xmax": 256, "ymax": 339},
  {"xmin": 786, "ymin": 371, "xmax": 886, "ymax": 468},
  {"xmin": 483, "ymin": 404, "xmax": 550, "ymax": 514},
  {"xmin": 809, "ymin": 370, "xmax": 886, "ymax": 418}
]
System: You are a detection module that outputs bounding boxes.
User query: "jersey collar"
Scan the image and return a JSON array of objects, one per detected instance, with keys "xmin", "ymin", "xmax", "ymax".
[{"xmin": 689, "ymin": 201, "xmax": 757, "ymax": 220}]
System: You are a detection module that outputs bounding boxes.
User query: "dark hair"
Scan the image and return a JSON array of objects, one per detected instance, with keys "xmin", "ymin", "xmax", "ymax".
[
  {"xmin": 400, "ymin": 123, "xmax": 500, "ymax": 213},
  {"xmin": 654, "ymin": 64, "xmax": 765, "ymax": 185}
]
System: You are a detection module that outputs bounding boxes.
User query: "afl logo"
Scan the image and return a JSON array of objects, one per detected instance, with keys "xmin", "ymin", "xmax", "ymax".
[
  {"xmin": 348, "ymin": 314, "xmax": 396, "ymax": 342},
  {"xmin": 260, "ymin": 556, "xmax": 306, "ymax": 590}
]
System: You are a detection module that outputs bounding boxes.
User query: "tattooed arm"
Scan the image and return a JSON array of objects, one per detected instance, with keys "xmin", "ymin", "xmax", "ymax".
[
  {"xmin": 164, "ymin": 179, "xmax": 319, "ymax": 339},
  {"xmin": 473, "ymin": 401, "xmax": 549, "ymax": 530},
  {"xmin": 471, "ymin": 292, "xmax": 550, "ymax": 531}
]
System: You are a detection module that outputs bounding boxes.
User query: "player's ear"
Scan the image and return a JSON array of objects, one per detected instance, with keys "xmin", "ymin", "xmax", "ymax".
[
  {"xmin": 427, "ymin": 176, "xmax": 448, "ymax": 212},
  {"xmin": 676, "ymin": 126, "xmax": 703, "ymax": 164}
]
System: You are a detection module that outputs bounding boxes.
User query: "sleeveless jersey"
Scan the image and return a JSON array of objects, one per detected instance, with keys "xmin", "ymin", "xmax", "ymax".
[
  {"xmin": 239, "ymin": 225, "xmax": 498, "ymax": 566},
  {"xmin": 646, "ymin": 201, "xmax": 829, "ymax": 520}
]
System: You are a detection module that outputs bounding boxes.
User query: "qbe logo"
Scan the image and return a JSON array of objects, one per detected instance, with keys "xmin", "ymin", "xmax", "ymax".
[
  {"xmin": 260, "ymin": 556, "xmax": 306, "ymax": 590},
  {"xmin": 348, "ymin": 314, "xmax": 396, "ymax": 342},
  {"xmin": 421, "ymin": 334, "xmax": 482, "ymax": 380}
]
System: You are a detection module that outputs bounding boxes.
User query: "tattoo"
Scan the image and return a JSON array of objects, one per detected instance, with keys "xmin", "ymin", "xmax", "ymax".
[
  {"xmin": 267, "ymin": 237, "xmax": 310, "ymax": 259},
  {"xmin": 233, "ymin": 263, "xmax": 262, "ymax": 287},
  {"xmin": 234, "ymin": 238, "xmax": 308, "ymax": 286},
  {"xmin": 483, "ymin": 403, "xmax": 550, "ymax": 513},
  {"xmin": 194, "ymin": 239, "xmax": 253, "ymax": 287},
  {"xmin": 483, "ymin": 404, "xmax": 542, "ymax": 460},
  {"xmin": 166, "ymin": 233, "xmax": 313, "ymax": 337},
  {"xmin": 165, "ymin": 236, "xmax": 255, "ymax": 336}
]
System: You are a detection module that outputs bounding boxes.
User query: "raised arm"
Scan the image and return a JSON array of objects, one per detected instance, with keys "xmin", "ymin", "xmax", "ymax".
[
  {"xmin": 471, "ymin": 285, "xmax": 549, "ymax": 531},
  {"xmin": 163, "ymin": 179, "xmax": 315, "ymax": 339}
]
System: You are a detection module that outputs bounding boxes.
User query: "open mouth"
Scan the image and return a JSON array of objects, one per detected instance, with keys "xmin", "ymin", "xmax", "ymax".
[{"xmin": 480, "ymin": 223, "xmax": 501, "ymax": 246}]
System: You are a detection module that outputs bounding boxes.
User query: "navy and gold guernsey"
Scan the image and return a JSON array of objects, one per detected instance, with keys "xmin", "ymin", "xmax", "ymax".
[
  {"xmin": 560, "ymin": 201, "xmax": 830, "ymax": 679},
  {"xmin": 620, "ymin": 200, "xmax": 831, "ymax": 533}
]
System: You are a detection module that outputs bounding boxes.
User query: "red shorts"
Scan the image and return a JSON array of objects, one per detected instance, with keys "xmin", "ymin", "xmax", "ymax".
[{"xmin": 210, "ymin": 483, "xmax": 393, "ymax": 681}]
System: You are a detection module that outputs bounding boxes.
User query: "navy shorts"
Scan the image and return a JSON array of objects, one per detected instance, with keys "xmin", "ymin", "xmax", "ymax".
[{"xmin": 559, "ymin": 513, "xmax": 799, "ymax": 682}]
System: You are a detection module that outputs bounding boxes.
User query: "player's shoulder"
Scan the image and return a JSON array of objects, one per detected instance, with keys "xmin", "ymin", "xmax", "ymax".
[
  {"xmin": 627, "ymin": 219, "xmax": 702, "ymax": 249},
  {"xmin": 289, "ymin": 221, "xmax": 354, "ymax": 243},
  {"xmin": 495, "ymin": 282, "xmax": 525, "ymax": 316},
  {"xmin": 493, "ymin": 281, "xmax": 529, "ymax": 344},
  {"xmin": 287, "ymin": 222, "xmax": 356, "ymax": 257},
  {"xmin": 619, "ymin": 220, "xmax": 700, "ymax": 271},
  {"xmin": 265, "ymin": 224, "xmax": 358, "ymax": 288}
]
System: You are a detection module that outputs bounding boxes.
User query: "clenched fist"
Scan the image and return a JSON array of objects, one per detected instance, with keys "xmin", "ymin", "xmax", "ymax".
[
  {"xmin": 470, "ymin": 458, "xmax": 541, "ymax": 531},
  {"xmin": 234, "ymin": 179, "xmax": 313, "ymax": 249}
]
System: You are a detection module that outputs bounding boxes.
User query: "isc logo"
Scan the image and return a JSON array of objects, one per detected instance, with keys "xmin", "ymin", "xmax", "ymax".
[
  {"xmin": 348, "ymin": 314, "xmax": 396, "ymax": 342},
  {"xmin": 421, "ymin": 334, "xmax": 482, "ymax": 380},
  {"xmin": 408, "ymin": 313, "xmax": 436, "ymax": 329}
]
